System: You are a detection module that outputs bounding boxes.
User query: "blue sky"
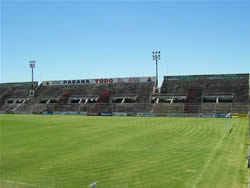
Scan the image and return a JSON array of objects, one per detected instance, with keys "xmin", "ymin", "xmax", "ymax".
[{"xmin": 1, "ymin": 0, "xmax": 250, "ymax": 85}]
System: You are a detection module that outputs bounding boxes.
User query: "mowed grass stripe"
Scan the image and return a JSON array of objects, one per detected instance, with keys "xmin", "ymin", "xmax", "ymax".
[{"xmin": 0, "ymin": 115, "xmax": 248, "ymax": 188}]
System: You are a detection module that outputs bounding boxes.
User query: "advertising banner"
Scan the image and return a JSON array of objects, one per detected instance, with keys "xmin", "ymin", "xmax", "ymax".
[
  {"xmin": 112, "ymin": 112, "xmax": 127, "ymax": 116},
  {"xmin": 41, "ymin": 76, "xmax": 156, "ymax": 86},
  {"xmin": 101, "ymin": 112, "xmax": 113, "ymax": 116},
  {"xmin": 166, "ymin": 74, "xmax": 247, "ymax": 81},
  {"xmin": 137, "ymin": 113, "xmax": 156, "ymax": 117},
  {"xmin": 216, "ymin": 113, "xmax": 227, "ymax": 118},
  {"xmin": 201, "ymin": 113, "xmax": 216, "ymax": 118},
  {"xmin": 0, "ymin": 82, "xmax": 38, "ymax": 88},
  {"xmin": 80, "ymin": 112, "xmax": 88, "ymax": 116}
]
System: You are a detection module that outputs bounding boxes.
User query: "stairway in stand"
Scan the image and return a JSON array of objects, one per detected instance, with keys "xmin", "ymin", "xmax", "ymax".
[
  {"xmin": 88, "ymin": 91, "xmax": 111, "ymax": 115},
  {"xmin": 0, "ymin": 93, "xmax": 9, "ymax": 105},
  {"xmin": 184, "ymin": 87, "xmax": 202, "ymax": 114},
  {"xmin": 54, "ymin": 91, "xmax": 70, "ymax": 112}
]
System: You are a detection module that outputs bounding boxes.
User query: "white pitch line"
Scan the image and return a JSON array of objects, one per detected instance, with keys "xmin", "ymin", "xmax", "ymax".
[
  {"xmin": 0, "ymin": 179, "xmax": 52, "ymax": 188},
  {"xmin": 192, "ymin": 134, "xmax": 226, "ymax": 188}
]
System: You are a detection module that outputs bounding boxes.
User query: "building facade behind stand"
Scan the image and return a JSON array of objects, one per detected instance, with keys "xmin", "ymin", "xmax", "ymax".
[{"xmin": 0, "ymin": 74, "xmax": 249, "ymax": 116}]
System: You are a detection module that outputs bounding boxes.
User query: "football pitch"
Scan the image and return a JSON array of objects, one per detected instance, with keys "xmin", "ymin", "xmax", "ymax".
[{"xmin": 0, "ymin": 115, "xmax": 248, "ymax": 188}]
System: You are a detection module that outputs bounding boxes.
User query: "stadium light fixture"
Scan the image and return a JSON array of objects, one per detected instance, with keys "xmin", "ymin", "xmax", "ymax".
[
  {"xmin": 29, "ymin": 60, "xmax": 36, "ymax": 88},
  {"xmin": 152, "ymin": 51, "xmax": 160, "ymax": 87}
]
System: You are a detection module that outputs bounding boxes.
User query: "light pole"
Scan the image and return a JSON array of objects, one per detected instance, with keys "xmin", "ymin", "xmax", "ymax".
[
  {"xmin": 29, "ymin": 60, "xmax": 36, "ymax": 88},
  {"xmin": 152, "ymin": 51, "xmax": 160, "ymax": 87}
]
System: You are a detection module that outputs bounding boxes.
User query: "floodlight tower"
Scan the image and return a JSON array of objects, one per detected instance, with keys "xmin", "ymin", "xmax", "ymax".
[
  {"xmin": 29, "ymin": 60, "xmax": 36, "ymax": 88},
  {"xmin": 152, "ymin": 51, "xmax": 160, "ymax": 87}
]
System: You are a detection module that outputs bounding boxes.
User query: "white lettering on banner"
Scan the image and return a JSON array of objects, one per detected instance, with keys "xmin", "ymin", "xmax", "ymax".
[
  {"xmin": 41, "ymin": 76, "xmax": 156, "ymax": 86},
  {"xmin": 118, "ymin": 77, "xmax": 148, "ymax": 83},
  {"xmin": 128, "ymin": 77, "xmax": 140, "ymax": 82}
]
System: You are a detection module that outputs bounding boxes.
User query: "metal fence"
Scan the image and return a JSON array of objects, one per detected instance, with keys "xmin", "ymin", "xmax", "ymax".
[{"xmin": 34, "ymin": 103, "xmax": 250, "ymax": 117}]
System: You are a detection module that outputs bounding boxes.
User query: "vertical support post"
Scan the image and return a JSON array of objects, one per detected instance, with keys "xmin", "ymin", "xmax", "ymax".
[
  {"xmin": 247, "ymin": 112, "xmax": 250, "ymax": 177},
  {"xmin": 29, "ymin": 60, "xmax": 36, "ymax": 89},
  {"xmin": 152, "ymin": 51, "xmax": 160, "ymax": 89},
  {"xmin": 225, "ymin": 113, "xmax": 228, "ymax": 134},
  {"xmin": 229, "ymin": 117, "xmax": 230, "ymax": 131},
  {"xmin": 156, "ymin": 58, "xmax": 158, "ymax": 87},
  {"xmin": 32, "ymin": 67, "xmax": 34, "ymax": 84},
  {"xmin": 248, "ymin": 111, "xmax": 250, "ymax": 138}
]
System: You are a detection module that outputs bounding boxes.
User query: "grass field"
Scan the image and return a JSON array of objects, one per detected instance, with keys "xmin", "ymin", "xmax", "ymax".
[{"xmin": 0, "ymin": 115, "xmax": 248, "ymax": 188}]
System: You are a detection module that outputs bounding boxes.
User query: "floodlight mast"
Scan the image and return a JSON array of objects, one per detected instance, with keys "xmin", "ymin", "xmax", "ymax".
[
  {"xmin": 29, "ymin": 60, "xmax": 36, "ymax": 88},
  {"xmin": 152, "ymin": 51, "xmax": 160, "ymax": 87}
]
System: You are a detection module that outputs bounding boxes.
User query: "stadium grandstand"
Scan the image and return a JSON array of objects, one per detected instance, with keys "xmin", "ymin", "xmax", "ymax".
[
  {"xmin": 152, "ymin": 73, "xmax": 250, "ymax": 117},
  {"xmin": 0, "ymin": 82, "xmax": 38, "ymax": 113},
  {"xmin": 0, "ymin": 73, "xmax": 249, "ymax": 117}
]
